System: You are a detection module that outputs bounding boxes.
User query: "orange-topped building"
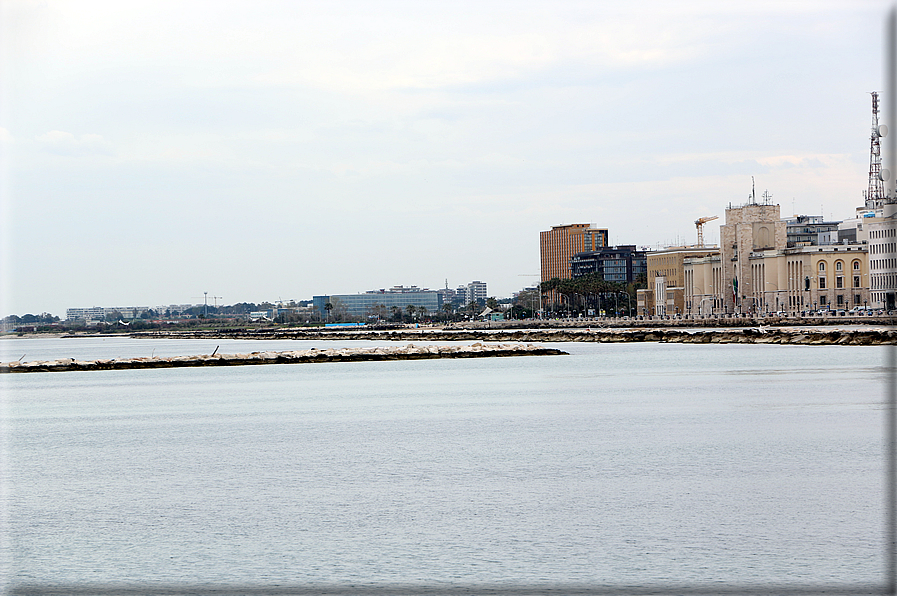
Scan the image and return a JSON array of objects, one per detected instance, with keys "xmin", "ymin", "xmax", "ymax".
[{"xmin": 540, "ymin": 224, "xmax": 609, "ymax": 282}]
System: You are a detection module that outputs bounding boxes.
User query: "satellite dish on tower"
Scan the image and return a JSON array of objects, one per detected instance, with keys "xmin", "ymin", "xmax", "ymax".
[
  {"xmin": 879, "ymin": 124, "xmax": 889, "ymax": 138},
  {"xmin": 880, "ymin": 168, "xmax": 891, "ymax": 181}
]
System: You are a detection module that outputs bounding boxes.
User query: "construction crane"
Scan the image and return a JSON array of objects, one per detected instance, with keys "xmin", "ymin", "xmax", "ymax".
[
  {"xmin": 694, "ymin": 216, "xmax": 718, "ymax": 248},
  {"xmin": 191, "ymin": 292, "xmax": 223, "ymax": 318}
]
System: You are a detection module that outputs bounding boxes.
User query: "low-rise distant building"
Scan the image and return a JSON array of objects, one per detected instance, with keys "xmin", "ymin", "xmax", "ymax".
[
  {"xmin": 313, "ymin": 286, "xmax": 442, "ymax": 320},
  {"xmin": 66, "ymin": 306, "xmax": 150, "ymax": 322}
]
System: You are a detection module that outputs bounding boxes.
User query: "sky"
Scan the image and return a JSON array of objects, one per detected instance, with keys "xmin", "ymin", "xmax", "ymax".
[{"xmin": 1, "ymin": 0, "xmax": 894, "ymax": 317}]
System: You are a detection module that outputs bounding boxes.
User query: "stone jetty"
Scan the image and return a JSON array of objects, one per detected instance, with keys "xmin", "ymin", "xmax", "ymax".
[
  {"xmin": 128, "ymin": 326, "xmax": 897, "ymax": 346},
  {"xmin": 0, "ymin": 343, "xmax": 567, "ymax": 374}
]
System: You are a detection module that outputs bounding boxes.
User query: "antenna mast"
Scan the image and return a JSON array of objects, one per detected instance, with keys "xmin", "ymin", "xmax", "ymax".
[{"xmin": 868, "ymin": 91, "xmax": 888, "ymax": 207}]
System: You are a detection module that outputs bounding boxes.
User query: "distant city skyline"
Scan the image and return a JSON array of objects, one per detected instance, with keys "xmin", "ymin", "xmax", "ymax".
[{"xmin": 1, "ymin": 1, "xmax": 891, "ymax": 317}]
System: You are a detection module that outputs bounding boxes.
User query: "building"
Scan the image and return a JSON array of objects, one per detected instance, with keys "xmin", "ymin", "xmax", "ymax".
[
  {"xmin": 66, "ymin": 306, "xmax": 151, "ymax": 322},
  {"xmin": 683, "ymin": 253, "xmax": 723, "ymax": 314},
  {"xmin": 682, "ymin": 200, "xmax": 870, "ymax": 315},
  {"xmin": 571, "ymin": 245, "xmax": 647, "ymax": 284},
  {"xmin": 313, "ymin": 286, "xmax": 442, "ymax": 320},
  {"xmin": 646, "ymin": 246, "xmax": 719, "ymax": 315},
  {"xmin": 867, "ymin": 203, "xmax": 897, "ymax": 309},
  {"xmin": 66, "ymin": 307, "xmax": 107, "ymax": 322},
  {"xmin": 784, "ymin": 215, "xmax": 842, "ymax": 247},
  {"xmin": 452, "ymin": 281, "xmax": 488, "ymax": 307},
  {"xmin": 540, "ymin": 224, "xmax": 608, "ymax": 283},
  {"xmin": 719, "ymin": 201, "xmax": 787, "ymax": 313},
  {"xmin": 467, "ymin": 281, "xmax": 487, "ymax": 303}
]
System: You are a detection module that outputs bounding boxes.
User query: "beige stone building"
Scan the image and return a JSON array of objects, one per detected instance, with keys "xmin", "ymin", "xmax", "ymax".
[
  {"xmin": 646, "ymin": 246, "xmax": 719, "ymax": 315},
  {"xmin": 683, "ymin": 201, "xmax": 870, "ymax": 314},
  {"xmin": 719, "ymin": 202, "xmax": 787, "ymax": 312}
]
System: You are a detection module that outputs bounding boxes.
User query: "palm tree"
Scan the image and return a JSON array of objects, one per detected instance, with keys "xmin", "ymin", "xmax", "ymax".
[
  {"xmin": 405, "ymin": 304, "xmax": 417, "ymax": 321},
  {"xmin": 442, "ymin": 302, "xmax": 454, "ymax": 321}
]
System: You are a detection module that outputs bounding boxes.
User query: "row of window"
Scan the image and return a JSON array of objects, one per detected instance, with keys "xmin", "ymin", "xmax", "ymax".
[
  {"xmin": 787, "ymin": 295, "xmax": 862, "ymax": 306},
  {"xmin": 817, "ymin": 276, "xmax": 861, "ymax": 289},
  {"xmin": 817, "ymin": 260, "xmax": 860, "ymax": 272}
]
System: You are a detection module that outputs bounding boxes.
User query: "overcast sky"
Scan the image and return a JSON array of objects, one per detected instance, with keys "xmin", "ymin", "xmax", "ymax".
[{"xmin": 1, "ymin": 0, "xmax": 893, "ymax": 316}]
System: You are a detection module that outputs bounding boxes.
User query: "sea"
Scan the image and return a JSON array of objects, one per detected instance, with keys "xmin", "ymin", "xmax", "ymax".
[{"xmin": 0, "ymin": 335, "xmax": 888, "ymax": 592}]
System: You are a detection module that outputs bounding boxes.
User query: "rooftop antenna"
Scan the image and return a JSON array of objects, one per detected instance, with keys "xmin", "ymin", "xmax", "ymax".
[
  {"xmin": 751, "ymin": 176, "xmax": 756, "ymax": 204},
  {"xmin": 868, "ymin": 91, "xmax": 889, "ymax": 207},
  {"xmin": 762, "ymin": 189, "xmax": 773, "ymax": 205}
]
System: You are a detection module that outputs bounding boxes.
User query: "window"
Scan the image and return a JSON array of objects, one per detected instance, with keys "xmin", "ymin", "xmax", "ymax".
[
  {"xmin": 837, "ymin": 295, "xmax": 844, "ymax": 306},
  {"xmin": 818, "ymin": 262, "xmax": 826, "ymax": 272},
  {"xmin": 820, "ymin": 296, "xmax": 827, "ymax": 305},
  {"xmin": 819, "ymin": 277, "xmax": 827, "ymax": 289},
  {"xmin": 835, "ymin": 261, "xmax": 843, "ymax": 272},
  {"xmin": 836, "ymin": 276, "xmax": 843, "ymax": 289},
  {"xmin": 854, "ymin": 276, "xmax": 861, "ymax": 288},
  {"xmin": 853, "ymin": 260, "xmax": 860, "ymax": 271}
]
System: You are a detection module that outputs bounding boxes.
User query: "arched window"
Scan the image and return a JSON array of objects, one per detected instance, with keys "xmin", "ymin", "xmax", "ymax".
[
  {"xmin": 818, "ymin": 262, "xmax": 826, "ymax": 273},
  {"xmin": 853, "ymin": 260, "xmax": 861, "ymax": 271},
  {"xmin": 835, "ymin": 261, "xmax": 843, "ymax": 272}
]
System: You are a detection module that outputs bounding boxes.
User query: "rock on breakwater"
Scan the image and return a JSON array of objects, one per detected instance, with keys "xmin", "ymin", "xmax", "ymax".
[{"xmin": 0, "ymin": 343, "xmax": 568, "ymax": 374}]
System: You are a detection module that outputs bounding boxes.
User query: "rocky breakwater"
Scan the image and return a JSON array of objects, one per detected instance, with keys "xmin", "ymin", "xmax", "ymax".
[
  {"xmin": 133, "ymin": 326, "xmax": 897, "ymax": 345},
  {"xmin": 0, "ymin": 343, "xmax": 568, "ymax": 374},
  {"xmin": 513, "ymin": 327, "xmax": 897, "ymax": 345}
]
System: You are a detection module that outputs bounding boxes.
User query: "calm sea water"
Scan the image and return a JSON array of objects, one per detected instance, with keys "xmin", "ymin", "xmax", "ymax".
[{"xmin": 0, "ymin": 336, "xmax": 888, "ymax": 590}]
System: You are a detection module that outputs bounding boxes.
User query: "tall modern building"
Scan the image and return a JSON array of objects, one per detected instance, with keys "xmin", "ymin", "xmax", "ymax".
[{"xmin": 540, "ymin": 224, "xmax": 608, "ymax": 283}]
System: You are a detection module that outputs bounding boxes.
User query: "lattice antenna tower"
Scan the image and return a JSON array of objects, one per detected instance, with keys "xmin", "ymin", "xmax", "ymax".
[{"xmin": 868, "ymin": 91, "xmax": 888, "ymax": 206}]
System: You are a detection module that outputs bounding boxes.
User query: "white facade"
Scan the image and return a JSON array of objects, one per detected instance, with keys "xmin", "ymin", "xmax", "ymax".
[{"xmin": 867, "ymin": 203, "xmax": 897, "ymax": 309}]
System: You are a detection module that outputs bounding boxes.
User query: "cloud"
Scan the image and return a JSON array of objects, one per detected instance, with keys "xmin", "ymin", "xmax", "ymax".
[
  {"xmin": 35, "ymin": 130, "xmax": 114, "ymax": 156},
  {"xmin": 0, "ymin": 128, "xmax": 13, "ymax": 143}
]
